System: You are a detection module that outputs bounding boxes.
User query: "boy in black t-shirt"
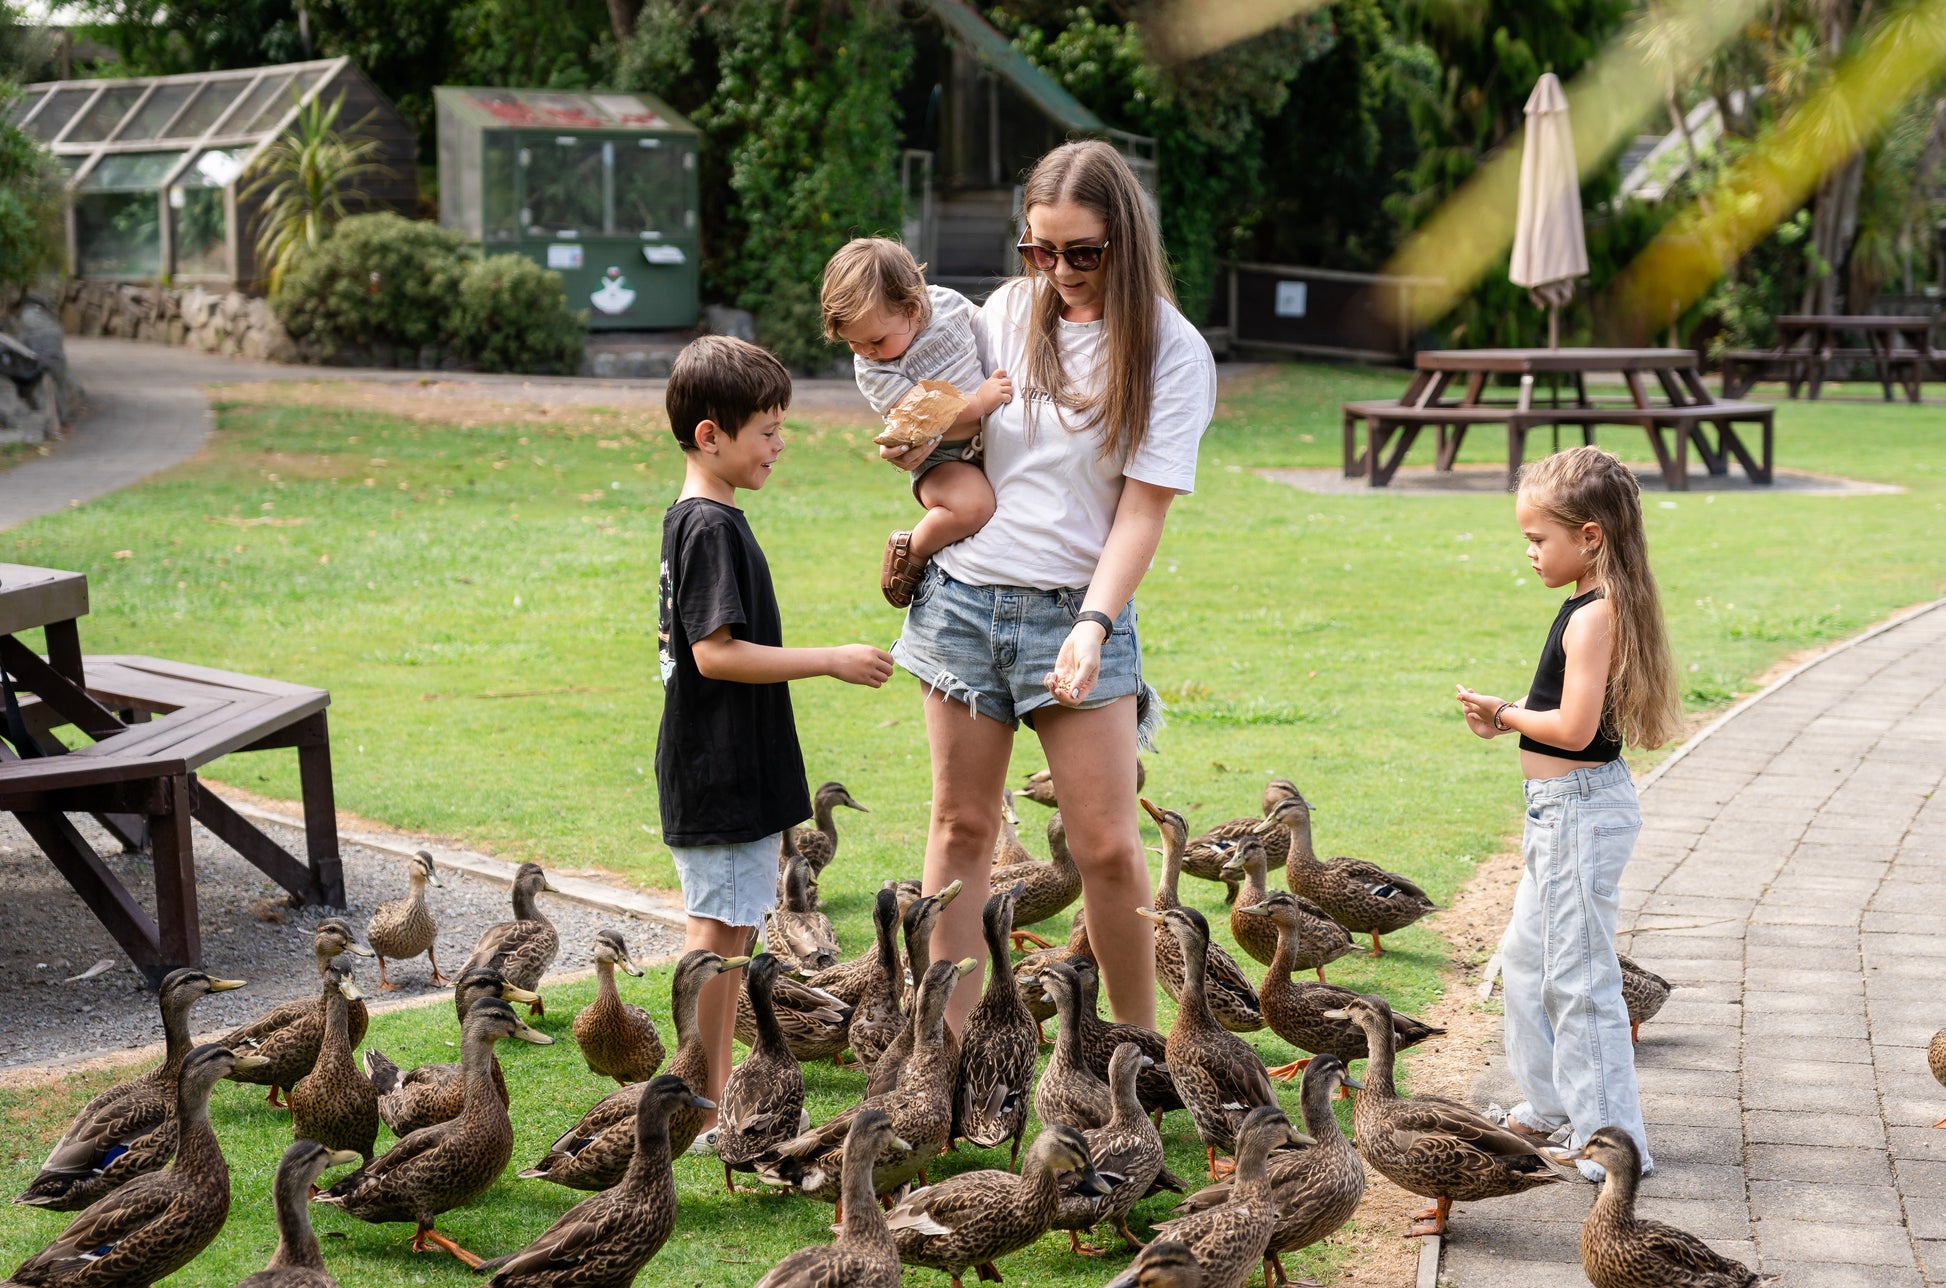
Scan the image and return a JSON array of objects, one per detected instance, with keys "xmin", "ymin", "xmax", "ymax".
[{"xmin": 656, "ymin": 336, "xmax": 894, "ymax": 1143}]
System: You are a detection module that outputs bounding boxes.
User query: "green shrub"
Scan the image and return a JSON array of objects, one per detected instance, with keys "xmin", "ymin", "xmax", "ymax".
[
  {"xmin": 0, "ymin": 82, "xmax": 62, "ymax": 290},
  {"xmin": 446, "ymin": 253, "xmax": 586, "ymax": 375},
  {"xmin": 273, "ymin": 212, "xmax": 469, "ymax": 360}
]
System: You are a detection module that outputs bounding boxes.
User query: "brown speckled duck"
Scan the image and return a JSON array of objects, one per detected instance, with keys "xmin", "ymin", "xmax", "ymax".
[
  {"xmin": 235, "ymin": 1140, "xmax": 364, "ymax": 1288},
  {"xmin": 1619, "ymin": 954, "xmax": 1672, "ymax": 1045},
  {"xmin": 753, "ymin": 1110, "xmax": 906, "ymax": 1288},
  {"xmin": 1931, "ymin": 1027, "xmax": 1946, "ymax": 1128},
  {"xmin": 838, "ymin": 889, "xmax": 905, "ymax": 1071},
  {"xmin": 366, "ymin": 850, "xmax": 446, "ymax": 991},
  {"xmin": 221, "ymin": 919, "xmax": 375, "ymax": 1107},
  {"xmin": 1139, "ymin": 906, "xmax": 1278, "ymax": 1179},
  {"xmin": 476, "ymin": 1075, "xmax": 710, "ymax": 1288},
  {"xmin": 1143, "ymin": 800, "xmax": 1263, "ymax": 1034},
  {"xmin": 15, "ymin": 968, "xmax": 246, "ymax": 1211},
  {"xmin": 1030, "ymin": 960, "xmax": 1114, "ymax": 1132},
  {"xmin": 288, "ymin": 962, "xmax": 379, "ymax": 1163},
  {"xmin": 571, "ymin": 930, "xmax": 665, "ymax": 1085},
  {"xmin": 1054, "ymin": 1043, "xmax": 1170, "ymax": 1255},
  {"xmin": 1261, "ymin": 795, "xmax": 1440, "ymax": 956},
  {"xmin": 991, "ymin": 811, "xmax": 1082, "ymax": 950},
  {"xmin": 1179, "ymin": 778, "xmax": 1301, "ymax": 903},
  {"xmin": 1573, "ymin": 1127, "xmax": 1778, "ymax": 1288},
  {"xmin": 1222, "ymin": 838, "xmax": 1352, "ymax": 977},
  {"xmin": 4, "ymin": 1045, "xmax": 269, "ymax": 1288},
  {"xmin": 1149, "ymin": 1107, "xmax": 1310, "ymax": 1288},
  {"xmin": 716, "ymin": 954, "xmax": 806, "ymax": 1193},
  {"xmin": 766, "ymin": 850, "xmax": 841, "ymax": 975},
  {"xmin": 787, "ymin": 780, "xmax": 868, "ymax": 880},
  {"xmin": 1334, "ymin": 993, "xmax": 1568, "ymax": 1236},
  {"xmin": 314, "ymin": 998, "xmax": 534, "ymax": 1267},
  {"xmin": 955, "ymin": 887, "xmax": 1039, "ymax": 1165},
  {"xmin": 462, "ymin": 862, "xmax": 560, "ymax": 1012},
  {"xmin": 1104, "ymin": 1240, "xmax": 1203, "ymax": 1288},
  {"xmin": 866, "ymin": 881, "xmax": 963, "ymax": 1100},
  {"xmin": 1013, "ymin": 912, "xmax": 1092, "ymax": 1043},
  {"xmin": 1068, "ymin": 957, "xmax": 1182, "ymax": 1121},
  {"xmin": 364, "ymin": 968, "xmax": 548, "ymax": 1139}
]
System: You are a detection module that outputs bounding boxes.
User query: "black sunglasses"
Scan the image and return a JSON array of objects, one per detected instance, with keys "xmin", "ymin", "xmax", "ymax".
[{"xmin": 1017, "ymin": 240, "xmax": 1110, "ymax": 273}]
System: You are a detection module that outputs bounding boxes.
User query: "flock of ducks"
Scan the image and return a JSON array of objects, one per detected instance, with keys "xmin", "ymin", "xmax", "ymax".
[{"xmin": 5, "ymin": 772, "xmax": 1764, "ymax": 1288}]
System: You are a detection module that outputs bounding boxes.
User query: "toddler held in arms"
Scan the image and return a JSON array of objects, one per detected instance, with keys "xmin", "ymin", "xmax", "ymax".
[{"xmin": 820, "ymin": 237, "xmax": 1012, "ymax": 608}]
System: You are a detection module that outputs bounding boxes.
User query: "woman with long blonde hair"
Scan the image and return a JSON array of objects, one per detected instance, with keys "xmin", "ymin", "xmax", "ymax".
[
  {"xmin": 880, "ymin": 140, "xmax": 1216, "ymax": 1030},
  {"xmin": 1457, "ymin": 445, "xmax": 1681, "ymax": 1182}
]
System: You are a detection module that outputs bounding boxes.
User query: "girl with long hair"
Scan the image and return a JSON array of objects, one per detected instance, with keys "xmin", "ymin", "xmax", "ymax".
[
  {"xmin": 880, "ymin": 140, "xmax": 1217, "ymax": 1030},
  {"xmin": 1457, "ymin": 445, "xmax": 1681, "ymax": 1181}
]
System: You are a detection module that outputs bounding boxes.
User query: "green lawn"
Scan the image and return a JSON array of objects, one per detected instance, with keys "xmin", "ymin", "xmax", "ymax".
[{"xmin": 1, "ymin": 364, "xmax": 1941, "ymax": 1286}]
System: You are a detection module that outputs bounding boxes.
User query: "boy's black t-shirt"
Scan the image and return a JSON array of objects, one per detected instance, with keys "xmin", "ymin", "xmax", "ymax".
[{"xmin": 655, "ymin": 497, "xmax": 811, "ymax": 846}]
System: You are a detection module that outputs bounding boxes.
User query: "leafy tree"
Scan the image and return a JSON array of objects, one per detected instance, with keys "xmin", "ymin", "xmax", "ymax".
[
  {"xmin": 0, "ymin": 82, "xmax": 63, "ymax": 290},
  {"xmin": 242, "ymin": 91, "xmax": 391, "ymax": 292}
]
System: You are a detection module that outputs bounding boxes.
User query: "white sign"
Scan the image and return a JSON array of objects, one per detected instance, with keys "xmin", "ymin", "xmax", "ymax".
[
  {"xmin": 1275, "ymin": 281, "xmax": 1308, "ymax": 318},
  {"xmin": 547, "ymin": 244, "xmax": 584, "ymax": 270},
  {"xmin": 642, "ymin": 245, "xmax": 685, "ymax": 266}
]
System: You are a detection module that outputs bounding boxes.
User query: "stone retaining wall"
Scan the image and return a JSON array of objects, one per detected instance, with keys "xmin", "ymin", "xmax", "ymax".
[{"xmin": 58, "ymin": 280, "xmax": 298, "ymax": 363}]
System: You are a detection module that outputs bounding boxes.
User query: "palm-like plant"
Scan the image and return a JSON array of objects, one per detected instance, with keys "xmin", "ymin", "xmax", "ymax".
[{"xmin": 243, "ymin": 91, "xmax": 391, "ymax": 295}]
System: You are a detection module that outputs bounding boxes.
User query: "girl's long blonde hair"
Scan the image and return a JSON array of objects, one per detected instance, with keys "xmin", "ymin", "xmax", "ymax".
[
  {"xmin": 1016, "ymin": 140, "xmax": 1173, "ymax": 461},
  {"xmin": 1518, "ymin": 446, "xmax": 1682, "ymax": 750}
]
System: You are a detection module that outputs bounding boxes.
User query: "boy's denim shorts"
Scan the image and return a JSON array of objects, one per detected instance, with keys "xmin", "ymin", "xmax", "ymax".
[
  {"xmin": 668, "ymin": 832, "xmax": 782, "ymax": 929},
  {"xmin": 891, "ymin": 564, "xmax": 1162, "ymax": 749}
]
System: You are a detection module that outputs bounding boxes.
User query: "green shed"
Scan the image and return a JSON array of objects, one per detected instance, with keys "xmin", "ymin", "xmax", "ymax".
[{"xmin": 434, "ymin": 87, "xmax": 700, "ymax": 331}]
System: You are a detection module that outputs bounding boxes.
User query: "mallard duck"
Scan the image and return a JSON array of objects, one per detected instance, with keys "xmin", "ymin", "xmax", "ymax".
[
  {"xmin": 1030, "ymin": 960, "xmax": 1114, "ymax": 1132},
  {"xmin": 4, "ymin": 1044, "xmax": 269, "ymax": 1288},
  {"xmin": 476, "ymin": 1075, "xmax": 711, "ymax": 1288},
  {"xmin": 15, "ymin": 968, "xmax": 246, "ymax": 1211},
  {"xmin": 1169, "ymin": 1056, "xmax": 1365, "ymax": 1288},
  {"xmin": 524, "ymin": 951, "xmax": 749, "ymax": 1190},
  {"xmin": 366, "ymin": 850, "xmax": 447, "ymax": 991},
  {"xmin": 288, "ymin": 962, "xmax": 379, "ymax": 1163},
  {"xmin": 766, "ymin": 851, "xmax": 841, "ymax": 975},
  {"xmin": 805, "ymin": 882, "xmax": 911, "ymax": 1008},
  {"xmin": 235, "ymin": 1140, "xmax": 364, "ymax": 1288},
  {"xmin": 1573, "ymin": 1127, "xmax": 1779, "ymax": 1288},
  {"xmin": 762, "ymin": 957, "xmax": 973, "ymax": 1207},
  {"xmin": 991, "ymin": 810, "xmax": 1083, "ymax": 950},
  {"xmin": 364, "ymin": 968, "xmax": 548, "ymax": 1138},
  {"xmin": 1014, "ymin": 911, "xmax": 1092, "ymax": 1042},
  {"xmin": 838, "ymin": 889, "xmax": 905, "ymax": 1071},
  {"xmin": 1179, "ymin": 778, "xmax": 1301, "ymax": 903},
  {"xmin": 736, "ymin": 971, "xmax": 852, "ymax": 1066},
  {"xmin": 1138, "ymin": 906, "xmax": 1279, "ymax": 1179},
  {"xmin": 462, "ymin": 862, "xmax": 561, "ymax": 1013},
  {"xmin": 716, "ymin": 954, "xmax": 806, "ymax": 1192},
  {"xmin": 955, "ymin": 887, "xmax": 1040, "ymax": 1164},
  {"xmin": 865, "ymin": 881, "xmax": 963, "ymax": 1100},
  {"xmin": 1143, "ymin": 800, "xmax": 1264, "ymax": 1035},
  {"xmin": 1246, "ymin": 892, "xmax": 1443, "ymax": 1083},
  {"xmin": 1068, "ymin": 957, "xmax": 1182, "ymax": 1120},
  {"xmin": 1148, "ymin": 1107, "xmax": 1309, "ymax": 1288},
  {"xmin": 1104, "ymin": 1240, "xmax": 1203, "ymax": 1288},
  {"xmin": 314, "ymin": 999, "xmax": 536, "ymax": 1266},
  {"xmin": 1619, "ymin": 954, "xmax": 1672, "ymax": 1045},
  {"xmin": 753, "ymin": 1109, "xmax": 908, "ymax": 1288},
  {"xmin": 1260, "ymin": 795, "xmax": 1440, "ymax": 956},
  {"xmin": 787, "ymin": 780, "xmax": 868, "ymax": 878},
  {"xmin": 888, "ymin": 1124, "xmax": 1110, "ymax": 1286},
  {"xmin": 993, "ymin": 791, "xmax": 1033, "ymax": 867},
  {"xmin": 1931, "ymin": 1027, "xmax": 1946, "ymax": 1128},
  {"xmin": 571, "ymin": 930, "xmax": 665, "ymax": 1085},
  {"xmin": 1330, "ymin": 993, "xmax": 1568, "ymax": 1236},
  {"xmin": 1221, "ymin": 839, "xmax": 1352, "ymax": 977},
  {"xmin": 221, "ymin": 919, "xmax": 375, "ymax": 1107},
  {"xmin": 1017, "ymin": 760, "xmax": 1145, "ymax": 809},
  {"xmin": 1055, "ymin": 1043, "xmax": 1170, "ymax": 1254}
]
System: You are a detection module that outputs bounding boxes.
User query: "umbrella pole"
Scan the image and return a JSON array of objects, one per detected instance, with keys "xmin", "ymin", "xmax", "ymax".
[{"xmin": 1548, "ymin": 301, "xmax": 1560, "ymax": 350}]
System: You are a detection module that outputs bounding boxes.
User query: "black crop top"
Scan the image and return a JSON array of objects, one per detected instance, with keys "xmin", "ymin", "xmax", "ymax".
[{"xmin": 1518, "ymin": 587, "xmax": 1623, "ymax": 763}]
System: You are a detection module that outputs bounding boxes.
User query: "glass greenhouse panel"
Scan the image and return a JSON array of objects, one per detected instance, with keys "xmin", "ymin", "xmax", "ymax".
[
  {"xmin": 26, "ymin": 86, "xmax": 97, "ymax": 140},
  {"xmin": 83, "ymin": 151, "xmax": 188, "ymax": 191},
  {"xmin": 222, "ymin": 74, "xmax": 293, "ymax": 137},
  {"xmin": 66, "ymin": 86, "xmax": 145, "ymax": 143},
  {"xmin": 523, "ymin": 137, "xmax": 604, "ymax": 237},
  {"xmin": 612, "ymin": 138, "xmax": 690, "ymax": 236},
  {"xmin": 172, "ymin": 148, "xmax": 248, "ymax": 277},
  {"xmin": 483, "ymin": 133, "xmax": 519, "ymax": 242},
  {"xmin": 4, "ymin": 88, "xmax": 45, "ymax": 128},
  {"xmin": 76, "ymin": 193, "xmax": 161, "ymax": 276},
  {"xmin": 169, "ymin": 80, "xmax": 249, "ymax": 138},
  {"xmin": 120, "ymin": 83, "xmax": 198, "ymax": 140},
  {"xmin": 241, "ymin": 69, "xmax": 322, "ymax": 134}
]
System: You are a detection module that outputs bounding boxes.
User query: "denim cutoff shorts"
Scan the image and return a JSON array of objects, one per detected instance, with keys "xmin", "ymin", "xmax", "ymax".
[
  {"xmin": 891, "ymin": 564, "xmax": 1163, "ymax": 749},
  {"xmin": 668, "ymin": 831, "xmax": 782, "ymax": 929}
]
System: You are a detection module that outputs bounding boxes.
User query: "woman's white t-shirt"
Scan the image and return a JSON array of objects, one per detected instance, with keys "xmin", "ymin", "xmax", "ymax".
[{"xmin": 933, "ymin": 278, "xmax": 1217, "ymax": 591}]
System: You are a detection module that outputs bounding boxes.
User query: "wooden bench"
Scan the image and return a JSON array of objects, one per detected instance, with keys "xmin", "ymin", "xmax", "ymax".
[
  {"xmin": 1723, "ymin": 347, "xmax": 1940, "ymax": 400},
  {"xmin": 1508, "ymin": 400, "xmax": 1773, "ymax": 491},
  {"xmin": 1341, "ymin": 400, "xmax": 1530, "ymax": 486},
  {"xmin": 0, "ymin": 651, "xmax": 342, "ymax": 983}
]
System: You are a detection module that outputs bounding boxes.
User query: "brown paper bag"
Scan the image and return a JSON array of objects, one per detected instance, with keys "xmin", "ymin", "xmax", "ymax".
[{"xmin": 873, "ymin": 379, "xmax": 969, "ymax": 448}]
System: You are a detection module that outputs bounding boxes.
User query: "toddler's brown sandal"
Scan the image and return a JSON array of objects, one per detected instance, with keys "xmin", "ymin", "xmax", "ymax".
[{"xmin": 881, "ymin": 530, "xmax": 927, "ymax": 608}]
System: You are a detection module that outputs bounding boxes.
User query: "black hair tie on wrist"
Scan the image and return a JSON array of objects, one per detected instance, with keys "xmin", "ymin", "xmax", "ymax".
[{"xmin": 1076, "ymin": 609, "xmax": 1115, "ymax": 638}]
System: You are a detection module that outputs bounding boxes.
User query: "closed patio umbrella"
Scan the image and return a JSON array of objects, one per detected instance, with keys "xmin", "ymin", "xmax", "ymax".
[{"xmin": 1510, "ymin": 72, "xmax": 1588, "ymax": 348}]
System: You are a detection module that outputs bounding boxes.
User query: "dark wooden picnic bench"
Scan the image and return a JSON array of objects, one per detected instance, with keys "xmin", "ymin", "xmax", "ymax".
[
  {"xmin": 0, "ymin": 565, "xmax": 342, "ymax": 984},
  {"xmin": 1721, "ymin": 314, "xmax": 1941, "ymax": 402}
]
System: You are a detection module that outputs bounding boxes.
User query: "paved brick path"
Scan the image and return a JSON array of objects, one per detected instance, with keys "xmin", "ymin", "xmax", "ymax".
[{"xmin": 1442, "ymin": 601, "xmax": 1946, "ymax": 1288}]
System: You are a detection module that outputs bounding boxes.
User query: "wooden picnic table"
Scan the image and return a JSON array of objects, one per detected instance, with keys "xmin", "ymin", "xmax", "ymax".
[
  {"xmin": 1722, "ymin": 314, "xmax": 1940, "ymax": 402},
  {"xmin": 1343, "ymin": 347, "xmax": 1773, "ymax": 491},
  {"xmin": 0, "ymin": 563, "xmax": 343, "ymax": 983}
]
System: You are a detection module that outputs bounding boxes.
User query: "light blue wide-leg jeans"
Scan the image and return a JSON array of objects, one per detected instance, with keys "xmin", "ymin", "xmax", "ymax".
[{"xmin": 1499, "ymin": 757, "xmax": 1653, "ymax": 1179}]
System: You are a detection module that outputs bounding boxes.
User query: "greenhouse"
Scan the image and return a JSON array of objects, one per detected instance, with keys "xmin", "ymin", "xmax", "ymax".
[
  {"xmin": 434, "ymin": 86, "xmax": 701, "ymax": 331},
  {"xmin": 6, "ymin": 58, "xmax": 417, "ymax": 287}
]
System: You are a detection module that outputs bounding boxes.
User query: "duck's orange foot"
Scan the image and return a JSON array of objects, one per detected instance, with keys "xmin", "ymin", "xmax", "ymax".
[
  {"xmin": 1933, "ymin": 1115, "xmax": 1946, "ymax": 1129},
  {"xmin": 413, "ymin": 1225, "xmax": 486, "ymax": 1269},
  {"xmin": 1266, "ymin": 1058, "xmax": 1311, "ymax": 1082},
  {"xmin": 1206, "ymin": 1147, "xmax": 1236, "ymax": 1180},
  {"xmin": 1404, "ymin": 1197, "xmax": 1451, "ymax": 1237},
  {"xmin": 1010, "ymin": 930, "xmax": 1053, "ymax": 951},
  {"xmin": 1067, "ymin": 1231, "xmax": 1106, "ymax": 1257}
]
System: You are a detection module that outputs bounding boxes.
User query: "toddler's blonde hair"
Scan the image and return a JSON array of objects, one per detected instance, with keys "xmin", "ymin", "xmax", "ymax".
[
  {"xmin": 820, "ymin": 238, "xmax": 932, "ymax": 342},
  {"xmin": 1518, "ymin": 446, "xmax": 1682, "ymax": 750}
]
